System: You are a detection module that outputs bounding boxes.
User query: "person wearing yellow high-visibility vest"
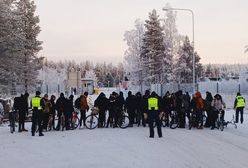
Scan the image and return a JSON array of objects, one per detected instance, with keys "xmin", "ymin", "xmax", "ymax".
[
  {"xmin": 234, "ymin": 92, "xmax": 246, "ymax": 124},
  {"xmin": 144, "ymin": 91, "xmax": 163, "ymax": 138},
  {"xmin": 31, "ymin": 91, "xmax": 44, "ymax": 136}
]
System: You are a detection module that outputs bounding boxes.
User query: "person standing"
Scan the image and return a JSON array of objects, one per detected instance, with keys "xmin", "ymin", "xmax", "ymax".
[
  {"xmin": 14, "ymin": 93, "xmax": 29, "ymax": 132},
  {"xmin": 142, "ymin": 90, "xmax": 150, "ymax": 127},
  {"xmin": 234, "ymin": 92, "xmax": 246, "ymax": 124},
  {"xmin": 144, "ymin": 91, "xmax": 163, "ymax": 138},
  {"xmin": 94, "ymin": 92, "xmax": 109, "ymax": 128},
  {"xmin": 194, "ymin": 92, "xmax": 205, "ymax": 129},
  {"xmin": 134, "ymin": 92, "xmax": 143, "ymax": 127},
  {"xmin": 175, "ymin": 90, "xmax": 186, "ymax": 128},
  {"xmin": 31, "ymin": 91, "xmax": 43, "ymax": 136},
  {"xmin": 125, "ymin": 91, "xmax": 136, "ymax": 127},
  {"xmin": 106, "ymin": 92, "xmax": 117, "ymax": 128},
  {"xmin": 49, "ymin": 95, "xmax": 56, "ymax": 130},
  {"xmin": 204, "ymin": 92, "xmax": 213, "ymax": 128},
  {"xmin": 41, "ymin": 94, "xmax": 52, "ymax": 131},
  {"xmin": 55, "ymin": 93, "xmax": 66, "ymax": 130},
  {"xmin": 64, "ymin": 95, "xmax": 74, "ymax": 130},
  {"xmin": 79, "ymin": 92, "xmax": 89, "ymax": 128},
  {"xmin": 211, "ymin": 94, "xmax": 226, "ymax": 130}
]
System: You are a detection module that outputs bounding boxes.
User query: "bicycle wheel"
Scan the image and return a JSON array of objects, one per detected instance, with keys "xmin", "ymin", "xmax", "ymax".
[
  {"xmin": 170, "ymin": 116, "xmax": 178, "ymax": 129},
  {"xmin": 118, "ymin": 115, "xmax": 129, "ymax": 129},
  {"xmin": 162, "ymin": 118, "xmax": 169, "ymax": 127},
  {"xmin": 85, "ymin": 115, "xmax": 98, "ymax": 129},
  {"xmin": 71, "ymin": 116, "xmax": 79, "ymax": 129}
]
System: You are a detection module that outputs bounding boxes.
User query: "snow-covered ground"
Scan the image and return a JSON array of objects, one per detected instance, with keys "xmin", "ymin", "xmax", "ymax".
[{"xmin": 0, "ymin": 110, "xmax": 248, "ymax": 168}]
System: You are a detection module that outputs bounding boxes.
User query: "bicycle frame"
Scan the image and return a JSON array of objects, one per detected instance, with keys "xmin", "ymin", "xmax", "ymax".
[{"xmin": 216, "ymin": 109, "xmax": 224, "ymax": 131}]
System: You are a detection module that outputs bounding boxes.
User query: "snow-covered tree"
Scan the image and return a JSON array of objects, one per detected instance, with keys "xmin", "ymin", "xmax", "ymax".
[
  {"xmin": 175, "ymin": 36, "xmax": 202, "ymax": 83},
  {"xmin": 0, "ymin": 0, "xmax": 26, "ymax": 94},
  {"xmin": 141, "ymin": 9, "xmax": 166, "ymax": 84},
  {"xmin": 124, "ymin": 19, "xmax": 145, "ymax": 86},
  {"xmin": 85, "ymin": 70, "xmax": 97, "ymax": 80},
  {"xmin": 14, "ymin": 0, "xmax": 43, "ymax": 92},
  {"xmin": 162, "ymin": 3, "xmax": 184, "ymax": 82},
  {"xmin": 0, "ymin": 0, "xmax": 13, "ymax": 92}
]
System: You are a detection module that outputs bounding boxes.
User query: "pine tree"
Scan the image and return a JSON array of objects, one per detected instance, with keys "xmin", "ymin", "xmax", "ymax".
[
  {"xmin": 141, "ymin": 9, "xmax": 166, "ymax": 84},
  {"xmin": 0, "ymin": 0, "xmax": 24, "ymax": 94},
  {"xmin": 176, "ymin": 36, "xmax": 202, "ymax": 83},
  {"xmin": 14, "ymin": 0, "xmax": 43, "ymax": 92},
  {"xmin": 162, "ymin": 3, "xmax": 183, "ymax": 83}
]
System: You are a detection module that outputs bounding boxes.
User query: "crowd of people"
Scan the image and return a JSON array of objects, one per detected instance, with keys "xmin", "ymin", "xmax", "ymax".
[{"xmin": 12, "ymin": 89, "xmax": 246, "ymax": 137}]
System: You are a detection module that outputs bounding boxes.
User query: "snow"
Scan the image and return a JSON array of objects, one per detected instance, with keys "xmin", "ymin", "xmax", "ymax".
[
  {"xmin": 1, "ymin": 88, "xmax": 248, "ymax": 168},
  {"xmin": 0, "ymin": 109, "xmax": 248, "ymax": 168}
]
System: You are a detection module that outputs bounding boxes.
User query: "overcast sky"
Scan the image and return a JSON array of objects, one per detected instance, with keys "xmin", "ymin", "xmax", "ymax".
[{"xmin": 35, "ymin": 0, "xmax": 248, "ymax": 64}]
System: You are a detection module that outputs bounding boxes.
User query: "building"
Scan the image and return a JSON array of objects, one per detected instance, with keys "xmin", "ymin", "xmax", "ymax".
[{"xmin": 66, "ymin": 69, "xmax": 95, "ymax": 95}]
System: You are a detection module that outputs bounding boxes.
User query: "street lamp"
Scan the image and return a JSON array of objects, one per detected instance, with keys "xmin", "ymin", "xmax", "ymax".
[{"xmin": 162, "ymin": 7, "xmax": 196, "ymax": 93}]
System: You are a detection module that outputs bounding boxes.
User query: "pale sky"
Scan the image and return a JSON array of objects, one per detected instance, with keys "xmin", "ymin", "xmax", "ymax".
[{"xmin": 35, "ymin": 0, "xmax": 248, "ymax": 64}]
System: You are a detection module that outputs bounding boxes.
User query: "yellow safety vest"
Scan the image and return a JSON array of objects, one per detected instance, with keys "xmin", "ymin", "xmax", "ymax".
[
  {"xmin": 32, "ymin": 97, "xmax": 42, "ymax": 110},
  {"xmin": 236, "ymin": 96, "xmax": 245, "ymax": 108},
  {"xmin": 148, "ymin": 97, "xmax": 159, "ymax": 110}
]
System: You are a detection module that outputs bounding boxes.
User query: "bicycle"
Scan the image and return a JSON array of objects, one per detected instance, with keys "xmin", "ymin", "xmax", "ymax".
[
  {"xmin": 224, "ymin": 114, "xmax": 237, "ymax": 129},
  {"xmin": 54, "ymin": 112, "xmax": 66, "ymax": 131},
  {"xmin": 70, "ymin": 109, "xmax": 80, "ymax": 130},
  {"xmin": 153, "ymin": 111, "xmax": 177, "ymax": 129},
  {"xmin": 188, "ymin": 110, "xmax": 206, "ymax": 130},
  {"xmin": 85, "ymin": 107, "xmax": 100, "ymax": 129},
  {"xmin": 169, "ymin": 110, "xmax": 179, "ymax": 129},
  {"xmin": 115, "ymin": 109, "xmax": 130, "ymax": 129},
  {"xmin": 215, "ymin": 109, "xmax": 225, "ymax": 131},
  {"xmin": 160, "ymin": 112, "xmax": 170, "ymax": 128},
  {"xmin": 152, "ymin": 112, "xmax": 168, "ymax": 128},
  {"xmin": 47, "ymin": 113, "xmax": 55, "ymax": 131},
  {"xmin": 85, "ymin": 107, "xmax": 130, "ymax": 129}
]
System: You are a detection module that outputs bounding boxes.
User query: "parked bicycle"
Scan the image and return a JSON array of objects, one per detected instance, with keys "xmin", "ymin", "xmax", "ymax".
[
  {"xmin": 85, "ymin": 107, "xmax": 100, "ymax": 129},
  {"xmin": 70, "ymin": 109, "xmax": 80, "ymax": 130},
  {"xmin": 188, "ymin": 111, "xmax": 206, "ymax": 130},
  {"xmin": 85, "ymin": 107, "xmax": 130, "ymax": 129},
  {"xmin": 169, "ymin": 110, "xmax": 179, "ymax": 129},
  {"xmin": 225, "ymin": 114, "xmax": 237, "ymax": 129},
  {"xmin": 47, "ymin": 113, "xmax": 55, "ymax": 131},
  {"xmin": 216, "ymin": 109, "xmax": 225, "ymax": 131},
  {"xmin": 115, "ymin": 109, "xmax": 130, "ymax": 129},
  {"xmin": 153, "ymin": 111, "xmax": 178, "ymax": 129}
]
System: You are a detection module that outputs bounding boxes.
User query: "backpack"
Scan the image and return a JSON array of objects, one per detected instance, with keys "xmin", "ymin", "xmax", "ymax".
[
  {"xmin": 14, "ymin": 97, "xmax": 22, "ymax": 110},
  {"xmin": 74, "ymin": 97, "xmax": 80, "ymax": 109}
]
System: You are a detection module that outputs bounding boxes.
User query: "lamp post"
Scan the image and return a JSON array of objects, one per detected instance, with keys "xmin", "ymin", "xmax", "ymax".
[{"xmin": 162, "ymin": 7, "xmax": 196, "ymax": 93}]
